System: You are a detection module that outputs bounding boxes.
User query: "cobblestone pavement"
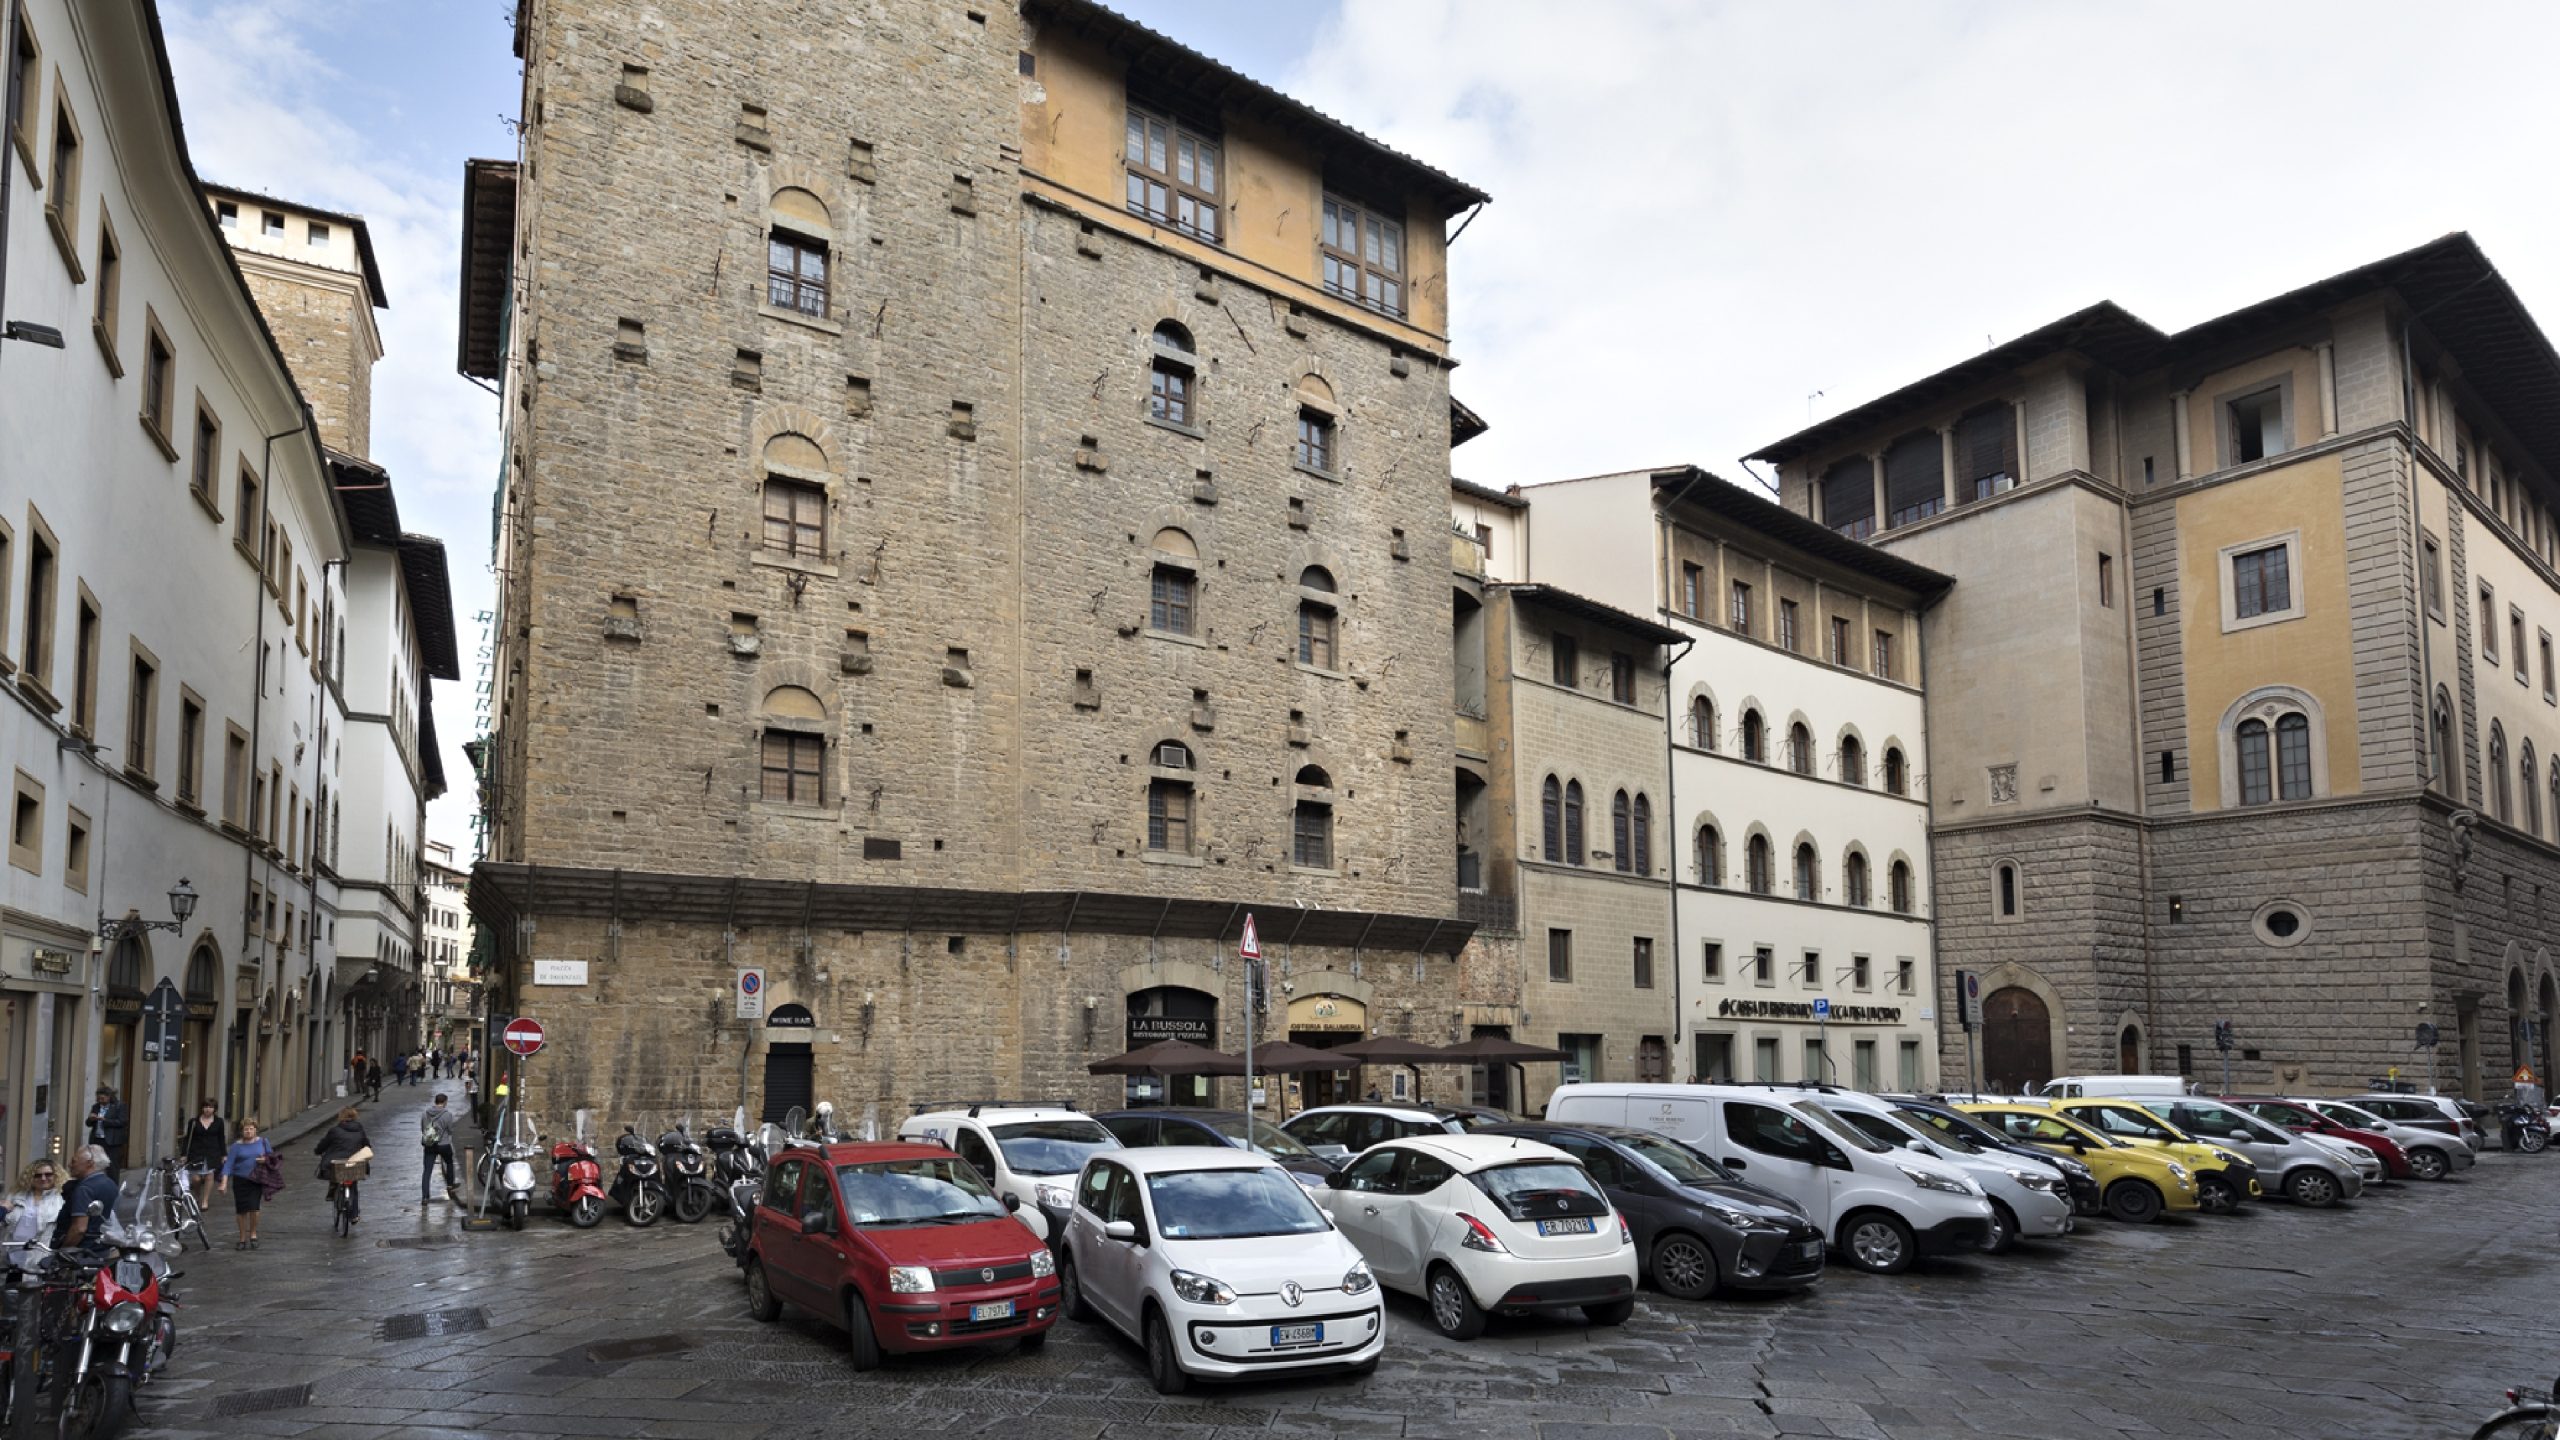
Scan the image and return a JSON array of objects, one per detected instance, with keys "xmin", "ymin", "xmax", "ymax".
[{"xmin": 128, "ymin": 1089, "xmax": 2558, "ymax": 1439}]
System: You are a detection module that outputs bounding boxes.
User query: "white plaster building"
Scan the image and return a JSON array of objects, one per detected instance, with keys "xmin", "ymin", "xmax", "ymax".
[
  {"xmin": 1, "ymin": 0, "xmax": 350, "ymax": 1165},
  {"xmin": 420, "ymin": 840, "xmax": 472, "ymax": 1050},
  {"xmin": 1515, "ymin": 468, "xmax": 1952, "ymax": 1090}
]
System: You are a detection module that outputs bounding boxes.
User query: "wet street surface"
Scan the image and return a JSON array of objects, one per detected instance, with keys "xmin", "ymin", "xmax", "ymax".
[{"xmin": 139, "ymin": 1090, "xmax": 2558, "ymax": 1438}]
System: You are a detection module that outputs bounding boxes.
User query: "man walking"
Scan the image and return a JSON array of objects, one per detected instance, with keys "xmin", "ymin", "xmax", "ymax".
[
  {"xmin": 420, "ymin": 1093, "xmax": 459, "ymax": 1203},
  {"xmin": 85, "ymin": 1088, "xmax": 129, "ymax": 1180}
]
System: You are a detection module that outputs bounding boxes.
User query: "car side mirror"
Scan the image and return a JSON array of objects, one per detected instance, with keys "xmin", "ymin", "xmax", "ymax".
[
  {"xmin": 1821, "ymin": 1147, "xmax": 1851, "ymax": 1171},
  {"xmin": 1001, "ymin": 1192, "xmax": 1022, "ymax": 1213},
  {"xmin": 1324, "ymin": 1171, "xmax": 1348, "ymax": 1190},
  {"xmin": 800, "ymin": 1209, "xmax": 831, "ymax": 1235},
  {"xmin": 1103, "ymin": 1218, "xmax": 1140, "ymax": 1243}
]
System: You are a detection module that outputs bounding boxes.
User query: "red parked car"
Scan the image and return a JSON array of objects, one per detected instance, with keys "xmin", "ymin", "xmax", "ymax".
[
  {"xmin": 2222, "ymin": 1097, "xmax": 2413, "ymax": 1180},
  {"xmin": 744, "ymin": 1141, "xmax": 1060, "ymax": 1368}
]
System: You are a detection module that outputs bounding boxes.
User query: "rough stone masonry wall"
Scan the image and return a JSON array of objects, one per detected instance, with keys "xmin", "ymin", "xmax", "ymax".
[
  {"xmin": 238, "ymin": 268, "xmax": 368, "ymax": 459},
  {"xmin": 1931, "ymin": 813, "xmax": 2147, "ymax": 1083}
]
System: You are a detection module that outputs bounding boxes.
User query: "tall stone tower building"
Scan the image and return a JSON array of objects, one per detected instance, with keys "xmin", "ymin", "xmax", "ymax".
[{"xmin": 458, "ymin": 0, "xmax": 1489, "ymax": 1124}]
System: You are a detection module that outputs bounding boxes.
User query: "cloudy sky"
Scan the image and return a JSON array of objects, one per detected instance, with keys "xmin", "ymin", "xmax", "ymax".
[{"xmin": 158, "ymin": 0, "xmax": 2560, "ymax": 855}]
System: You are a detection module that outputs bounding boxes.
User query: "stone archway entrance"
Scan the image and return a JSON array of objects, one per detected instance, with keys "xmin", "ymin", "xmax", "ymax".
[
  {"xmin": 1982, "ymin": 987, "xmax": 2053, "ymax": 1093},
  {"xmin": 2118, "ymin": 1025, "xmax": 2141, "ymax": 1074}
]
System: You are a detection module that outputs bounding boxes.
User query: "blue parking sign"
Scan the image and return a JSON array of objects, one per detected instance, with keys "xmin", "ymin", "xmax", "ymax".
[{"xmin": 1812, "ymin": 998, "xmax": 1831, "ymax": 1020}]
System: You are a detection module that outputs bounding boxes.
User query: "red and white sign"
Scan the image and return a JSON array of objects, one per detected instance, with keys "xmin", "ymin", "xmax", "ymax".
[
  {"xmin": 1238, "ymin": 913, "xmax": 1261, "ymax": 961},
  {"xmin": 502, "ymin": 1017, "xmax": 547, "ymax": 1057}
]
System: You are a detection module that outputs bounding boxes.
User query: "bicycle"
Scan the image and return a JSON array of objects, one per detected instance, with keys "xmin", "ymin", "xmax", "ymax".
[
  {"xmin": 146, "ymin": 1159, "xmax": 210, "ymax": 1254},
  {"xmin": 327, "ymin": 1160, "xmax": 368, "ymax": 1238},
  {"xmin": 2474, "ymin": 1375, "xmax": 2560, "ymax": 1438}
]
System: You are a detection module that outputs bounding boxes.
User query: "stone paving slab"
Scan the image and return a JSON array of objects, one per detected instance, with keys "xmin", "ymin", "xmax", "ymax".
[{"xmin": 122, "ymin": 1089, "xmax": 2560, "ymax": 1437}]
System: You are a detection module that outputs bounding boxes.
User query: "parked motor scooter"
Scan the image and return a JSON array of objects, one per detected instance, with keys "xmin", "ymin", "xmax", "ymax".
[
  {"xmin": 484, "ymin": 1113, "xmax": 542, "ymax": 1230},
  {"xmin": 549, "ymin": 1128, "xmax": 608, "ymax": 1228},
  {"xmin": 610, "ymin": 1126, "xmax": 667, "ymax": 1226},
  {"xmin": 658, "ymin": 1124, "xmax": 716, "ymax": 1224},
  {"xmin": 2498, "ymin": 1100, "xmax": 2551, "ymax": 1153}
]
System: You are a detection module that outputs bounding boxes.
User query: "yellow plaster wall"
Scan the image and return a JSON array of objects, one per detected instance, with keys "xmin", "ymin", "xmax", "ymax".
[
  {"xmin": 2179, "ymin": 453, "xmax": 2361, "ymax": 808},
  {"xmin": 2185, "ymin": 348, "xmax": 2325, "ymax": 472}
]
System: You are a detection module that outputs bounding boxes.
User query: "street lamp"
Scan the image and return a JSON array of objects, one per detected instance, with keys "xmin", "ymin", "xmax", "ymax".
[
  {"xmin": 98, "ymin": 878, "xmax": 199, "ymax": 942},
  {"xmin": 3, "ymin": 321, "xmax": 65, "ymax": 348}
]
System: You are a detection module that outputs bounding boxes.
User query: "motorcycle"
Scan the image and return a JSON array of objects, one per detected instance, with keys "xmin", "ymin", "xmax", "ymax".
[
  {"xmin": 658, "ymin": 1124, "xmax": 716, "ymax": 1225},
  {"xmin": 7, "ymin": 1205, "xmax": 175, "ymax": 1440},
  {"xmin": 610, "ymin": 1126, "xmax": 667, "ymax": 1227},
  {"xmin": 483, "ymin": 1113, "xmax": 543, "ymax": 1231},
  {"xmin": 549, "ymin": 1131, "xmax": 608, "ymax": 1229},
  {"xmin": 2499, "ymin": 1100, "xmax": 2551, "ymax": 1153}
]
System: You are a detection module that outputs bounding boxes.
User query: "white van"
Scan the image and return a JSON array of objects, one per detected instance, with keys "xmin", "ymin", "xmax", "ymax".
[
  {"xmin": 2041, "ymin": 1075, "xmax": 2190, "ymax": 1099},
  {"xmin": 1545, "ymin": 1083, "xmax": 1995, "ymax": 1275}
]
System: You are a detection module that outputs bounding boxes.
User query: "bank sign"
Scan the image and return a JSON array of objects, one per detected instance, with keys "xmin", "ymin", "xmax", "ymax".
[{"xmin": 1717, "ymin": 998, "xmax": 1904, "ymax": 1024}]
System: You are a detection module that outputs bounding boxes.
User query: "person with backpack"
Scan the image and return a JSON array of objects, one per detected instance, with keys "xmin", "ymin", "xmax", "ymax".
[{"xmin": 420, "ymin": 1094, "xmax": 459, "ymax": 1202}]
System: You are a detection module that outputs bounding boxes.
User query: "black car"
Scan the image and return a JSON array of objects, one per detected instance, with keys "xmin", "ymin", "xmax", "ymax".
[
  {"xmin": 1888, "ymin": 1096, "xmax": 2104, "ymax": 1216},
  {"xmin": 1093, "ymin": 1109, "xmax": 1339, "ymax": 1186},
  {"xmin": 1479, "ymin": 1121, "xmax": 1824, "ymax": 1300}
]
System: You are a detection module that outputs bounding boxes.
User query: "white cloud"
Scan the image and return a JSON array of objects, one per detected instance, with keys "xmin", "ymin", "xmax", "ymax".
[
  {"xmin": 1281, "ymin": 1, "xmax": 2560, "ymax": 489},
  {"xmin": 161, "ymin": 0, "xmax": 503, "ymax": 856}
]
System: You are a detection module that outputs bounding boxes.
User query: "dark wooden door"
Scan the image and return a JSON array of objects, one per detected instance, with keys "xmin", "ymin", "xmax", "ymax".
[
  {"xmin": 759, "ymin": 1046, "xmax": 813, "ymax": 1124},
  {"xmin": 1981, "ymin": 988, "xmax": 2052, "ymax": 1093},
  {"xmin": 2119, "ymin": 1026, "xmax": 2141, "ymax": 1074}
]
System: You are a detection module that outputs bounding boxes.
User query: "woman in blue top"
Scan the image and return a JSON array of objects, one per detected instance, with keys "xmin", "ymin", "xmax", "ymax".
[{"xmin": 216, "ymin": 1118, "xmax": 274, "ymax": 1250}]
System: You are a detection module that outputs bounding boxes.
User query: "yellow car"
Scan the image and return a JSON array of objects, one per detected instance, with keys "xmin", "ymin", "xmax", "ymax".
[
  {"xmin": 1959, "ymin": 1104, "xmax": 2201, "ymax": 1223},
  {"xmin": 2052, "ymin": 1098, "xmax": 2261, "ymax": 1214}
]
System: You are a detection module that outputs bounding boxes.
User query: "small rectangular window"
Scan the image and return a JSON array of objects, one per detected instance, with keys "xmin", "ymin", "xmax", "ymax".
[
  {"xmin": 2228, "ymin": 388, "xmax": 2285, "ymax": 464},
  {"xmin": 1680, "ymin": 562, "xmax": 1703, "ymax": 617},
  {"xmin": 63, "ymin": 806, "xmax": 88, "ymax": 894},
  {"xmin": 8, "ymin": 771, "xmax": 40, "ymax": 875},
  {"xmin": 1320, "ymin": 193, "xmax": 1403, "ymax": 318},
  {"xmin": 2542, "ymin": 632, "xmax": 2554, "ymax": 704},
  {"xmin": 1896, "ymin": 957, "xmax": 1915, "ymax": 994},
  {"xmin": 1801, "ymin": 949, "xmax": 1821, "ymax": 990},
  {"xmin": 1632, "ymin": 937, "xmax": 1654, "ymax": 990},
  {"xmin": 2484, "ymin": 584, "xmax": 2501, "ymax": 662},
  {"xmin": 1551, "ymin": 632, "xmax": 1578, "ymax": 689},
  {"xmin": 1610, "ymin": 651, "xmax": 1635, "ymax": 704},
  {"xmin": 306, "ymin": 220, "xmax": 329, "ymax": 246},
  {"xmin": 125, "ymin": 648, "xmax": 156, "ymax": 779},
  {"xmin": 260, "ymin": 210, "xmax": 284, "ymax": 238},
  {"xmin": 2231, "ymin": 543, "xmax": 2291, "ymax": 620},
  {"xmin": 1149, "ymin": 566, "xmax": 1195, "ymax": 636},
  {"xmin": 214, "ymin": 200, "xmax": 236, "ymax": 228},
  {"xmin": 1124, "ymin": 103, "xmax": 1221, "ymax": 244},
  {"xmin": 1729, "ymin": 581, "xmax": 1751, "ymax": 634},
  {"xmin": 1828, "ymin": 615, "xmax": 1851, "ymax": 666},
  {"xmin": 1752, "ymin": 946, "xmax": 1774, "ymax": 985},
  {"xmin": 766, "ymin": 231, "xmax": 828, "ymax": 317},
  {"xmin": 1294, "ymin": 409, "xmax": 1335, "ymax": 473},
  {"xmin": 2515, "ymin": 609, "xmax": 2531, "ymax": 683},
  {"xmin": 760, "ymin": 476, "xmax": 827, "ymax": 559},
  {"xmin": 2153, "ymin": 586, "xmax": 2166, "ymax": 617},
  {"xmin": 1777, "ymin": 598, "xmax": 1798, "ymax": 652},
  {"xmin": 176, "ymin": 691, "xmax": 204, "ymax": 805},
  {"xmin": 1546, "ymin": 929, "xmax": 1573, "ymax": 983},
  {"xmin": 1871, "ymin": 630, "xmax": 1894, "ymax": 680},
  {"xmin": 140, "ymin": 317, "xmax": 174, "ymax": 444},
  {"xmin": 190, "ymin": 401, "xmax": 219, "ymax": 500},
  {"xmin": 1700, "ymin": 942, "xmax": 1723, "ymax": 982},
  {"xmin": 760, "ymin": 730, "xmax": 825, "ymax": 805},
  {"xmin": 92, "ymin": 209, "xmax": 119, "ymax": 352},
  {"xmin": 2160, "ymin": 750, "xmax": 2176, "ymax": 784},
  {"xmin": 2097, "ymin": 552, "xmax": 2115, "ymax": 607}
]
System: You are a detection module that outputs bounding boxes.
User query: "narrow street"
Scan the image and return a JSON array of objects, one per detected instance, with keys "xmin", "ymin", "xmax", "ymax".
[{"xmin": 120, "ymin": 1087, "xmax": 2560, "ymax": 1439}]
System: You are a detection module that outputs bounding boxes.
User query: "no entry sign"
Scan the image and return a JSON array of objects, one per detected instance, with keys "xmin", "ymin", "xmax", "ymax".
[{"xmin": 502, "ymin": 1017, "xmax": 547, "ymax": 1057}]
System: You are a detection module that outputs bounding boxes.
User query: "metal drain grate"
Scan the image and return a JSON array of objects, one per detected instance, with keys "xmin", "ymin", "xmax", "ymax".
[
  {"xmin": 210, "ymin": 1382, "xmax": 313, "ymax": 1417},
  {"xmin": 378, "ymin": 1306, "xmax": 491, "ymax": 1340},
  {"xmin": 586, "ymin": 1333, "xmax": 694, "ymax": 1363},
  {"xmin": 377, "ymin": 1235, "xmax": 459, "ymax": 1249}
]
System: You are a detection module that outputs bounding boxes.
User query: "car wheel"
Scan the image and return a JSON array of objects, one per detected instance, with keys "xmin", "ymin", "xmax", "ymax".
[
  {"xmin": 1581, "ymin": 1297, "xmax": 1634, "ymax": 1327},
  {"xmin": 1983, "ymin": 1200, "xmax": 2017, "ymax": 1254},
  {"xmin": 2104, "ymin": 1180, "xmax": 2163, "ymax": 1224},
  {"xmin": 1059, "ymin": 1253, "xmax": 1092, "ymax": 1322},
  {"xmin": 2287, "ymin": 1168, "xmax": 2340, "ymax": 1208},
  {"xmin": 1426, "ymin": 1264, "xmax": 1488, "ymax": 1340},
  {"xmin": 1143, "ymin": 1308, "xmax": 1191, "ymax": 1395},
  {"xmin": 745, "ymin": 1259, "xmax": 782, "ymax": 1322},
  {"xmin": 1649, "ymin": 1231, "xmax": 1720, "ymax": 1301},
  {"xmin": 2408, "ymin": 1147, "xmax": 2450, "ymax": 1181},
  {"xmin": 844, "ymin": 1295, "xmax": 883, "ymax": 1372},
  {"xmin": 1840, "ymin": 1212, "xmax": 1914, "ymax": 1274},
  {"xmin": 2196, "ymin": 1175, "xmax": 2238, "ymax": 1215}
]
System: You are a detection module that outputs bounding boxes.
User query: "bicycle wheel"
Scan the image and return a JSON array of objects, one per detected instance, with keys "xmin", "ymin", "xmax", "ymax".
[{"xmin": 2472, "ymin": 1403, "xmax": 2560, "ymax": 1439}]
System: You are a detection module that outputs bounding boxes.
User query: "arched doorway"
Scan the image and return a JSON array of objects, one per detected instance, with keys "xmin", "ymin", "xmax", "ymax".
[
  {"xmin": 2118, "ymin": 1025, "xmax": 2142, "ymax": 1075},
  {"xmin": 1126, "ymin": 986, "xmax": 1219, "ymax": 1107},
  {"xmin": 1981, "ymin": 987, "xmax": 2053, "ymax": 1093},
  {"xmin": 759, "ymin": 1003, "xmax": 816, "ymax": 1124}
]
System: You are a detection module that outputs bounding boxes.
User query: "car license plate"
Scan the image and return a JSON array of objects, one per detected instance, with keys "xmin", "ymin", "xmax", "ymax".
[
  {"xmin": 970, "ymin": 1300, "xmax": 1016, "ymax": 1323},
  {"xmin": 1790, "ymin": 1240, "xmax": 1823, "ymax": 1261},
  {"xmin": 1269, "ymin": 1322, "xmax": 1323, "ymax": 1347},
  {"xmin": 1535, "ymin": 1216, "xmax": 1597, "ymax": 1236}
]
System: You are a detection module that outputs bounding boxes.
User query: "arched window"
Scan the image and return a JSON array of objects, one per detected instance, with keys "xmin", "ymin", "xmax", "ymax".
[
  {"xmin": 1996, "ymin": 862, "xmax": 2020, "ymax": 918},
  {"xmin": 1745, "ymin": 834, "xmax": 1772, "ymax": 895},
  {"xmin": 1150, "ymin": 528, "xmax": 1198, "ymax": 636},
  {"xmin": 105, "ymin": 934, "xmax": 144, "ymax": 999},
  {"xmin": 1840, "ymin": 735, "xmax": 1865, "ymax": 787},
  {"xmin": 2431, "ymin": 687, "xmax": 2454, "ymax": 792},
  {"xmin": 1889, "ymin": 859, "xmax": 1913, "ymax": 914},
  {"xmin": 1787, "ymin": 722, "xmax": 1813, "ymax": 776},
  {"xmin": 1297, "ymin": 566, "xmax": 1338, "ymax": 669},
  {"xmin": 1884, "ymin": 746, "xmax": 1907, "ymax": 795},
  {"xmin": 1843, "ymin": 851, "xmax": 1870, "ymax": 907},
  {"xmin": 2527, "ymin": 743, "xmax": 2543, "ymax": 837},
  {"xmin": 1741, "ymin": 710, "xmax": 1766, "ymax": 764},
  {"xmin": 1632, "ymin": 795, "xmax": 1652, "ymax": 875},
  {"xmin": 1150, "ymin": 321, "xmax": 1197, "ymax": 427},
  {"xmin": 759, "ymin": 685, "xmax": 828, "ymax": 806},
  {"xmin": 767, "ymin": 187, "xmax": 832, "ymax": 317},
  {"xmin": 1793, "ymin": 843, "xmax": 1818, "ymax": 901},
  {"xmin": 2236, "ymin": 718, "xmax": 2272, "ymax": 805},
  {"xmin": 1292, "ymin": 765, "xmax": 1333, "ymax": 869},
  {"xmin": 2491, "ymin": 722, "xmax": 2511, "ymax": 822},
  {"xmin": 1563, "ymin": 781, "xmax": 1586, "ymax": 865},
  {"xmin": 1690, "ymin": 695, "xmax": 1715, "ymax": 750},
  {"xmin": 184, "ymin": 941, "xmax": 219, "ymax": 1004},
  {"xmin": 1611, "ymin": 790, "xmax": 1632, "ymax": 873},
  {"xmin": 1541, "ymin": 776, "xmax": 1563, "ymax": 863},
  {"xmin": 1147, "ymin": 742, "xmax": 1195, "ymax": 854},
  {"xmin": 1696, "ymin": 824, "xmax": 1722, "ymax": 886}
]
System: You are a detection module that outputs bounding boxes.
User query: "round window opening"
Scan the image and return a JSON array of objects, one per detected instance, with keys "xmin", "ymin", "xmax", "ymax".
[{"xmin": 2252, "ymin": 901, "xmax": 2310, "ymax": 948}]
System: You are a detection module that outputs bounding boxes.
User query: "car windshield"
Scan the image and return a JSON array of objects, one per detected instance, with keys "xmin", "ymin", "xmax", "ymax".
[
  {"xmin": 1902, "ymin": 1107, "xmax": 1995, "ymax": 1148},
  {"xmin": 990, "ymin": 1119, "xmax": 1119, "ymax": 1176},
  {"xmin": 1206, "ymin": 1115, "xmax": 1317, "ymax": 1160},
  {"xmin": 1146, "ymin": 1167, "xmax": 1331, "ymax": 1240},
  {"xmin": 835, "ymin": 1158, "xmax": 1004, "ymax": 1225},
  {"xmin": 2169, "ymin": 1102, "xmax": 2286, "ymax": 1143},
  {"xmin": 1470, "ymin": 1160, "xmax": 1609, "ymax": 1217},
  {"xmin": 1791, "ymin": 1101, "xmax": 1891, "ymax": 1153},
  {"xmin": 2320, "ymin": 1102, "xmax": 2385, "ymax": 1127},
  {"xmin": 1614, "ymin": 1131, "xmax": 1735, "ymax": 1187}
]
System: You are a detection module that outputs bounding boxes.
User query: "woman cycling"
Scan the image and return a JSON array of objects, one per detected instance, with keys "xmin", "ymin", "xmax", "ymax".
[{"xmin": 314, "ymin": 1107, "xmax": 372, "ymax": 1225}]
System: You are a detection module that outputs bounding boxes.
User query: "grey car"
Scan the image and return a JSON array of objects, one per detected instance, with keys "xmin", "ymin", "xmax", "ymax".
[
  {"xmin": 2144, "ymin": 1096, "xmax": 2368, "ymax": 1207},
  {"xmin": 2348, "ymin": 1093, "xmax": 2487, "ymax": 1153}
]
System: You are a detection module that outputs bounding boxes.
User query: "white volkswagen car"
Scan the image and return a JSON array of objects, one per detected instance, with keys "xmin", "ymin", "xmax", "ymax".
[
  {"xmin": 1059, "ymin": 1147, "xmax": 1382, "ymax": 1394},
  {"xmin": 1323, "ymin": 1134, "xmax": 1639, "ymax": 1339}
]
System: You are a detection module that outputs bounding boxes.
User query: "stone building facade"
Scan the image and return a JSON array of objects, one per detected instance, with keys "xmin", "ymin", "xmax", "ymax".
[
  {"xmin": 1753, "ymin": 235, "xmax": 2560, "ymax": 1099},
  {"xmin": 459, "ymin": 0, "xmax": 1490, "ymax": 1127}
]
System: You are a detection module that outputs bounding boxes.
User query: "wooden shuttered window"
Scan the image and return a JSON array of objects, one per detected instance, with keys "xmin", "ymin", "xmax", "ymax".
[
  {"xmin": 1954, "ymin": 403, "xmax": 2018, "ymax": 500},
  {"xmin": 1883, "ymin": 432, "xmax": 1944, "ymax": 527},
  {"xmin": 1819, "ymin": 458, "xmax": 1875, "ymax": 539}
]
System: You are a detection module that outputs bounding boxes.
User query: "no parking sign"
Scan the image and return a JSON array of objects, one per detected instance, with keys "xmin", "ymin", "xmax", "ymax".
[{"xmin": 736, "ymin": 967, "xmax": 766, "ymax": 1020}]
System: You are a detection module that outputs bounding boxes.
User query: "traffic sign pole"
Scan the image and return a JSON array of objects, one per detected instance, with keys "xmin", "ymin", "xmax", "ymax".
[{"xmin": 1239, "ymin": 914, "xmax": 1260, "ymax": 1130}]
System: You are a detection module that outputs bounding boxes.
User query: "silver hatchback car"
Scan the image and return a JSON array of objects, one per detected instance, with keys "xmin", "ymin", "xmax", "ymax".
[{"xmin": 2130, "ymin": 1096, "xmax": 2368, "ymax": 1207}]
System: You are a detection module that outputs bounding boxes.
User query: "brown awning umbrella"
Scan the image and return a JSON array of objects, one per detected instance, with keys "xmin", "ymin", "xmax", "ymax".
[
  {"xmin": 1330, "ymin": 1036, "xmax": 1456, "ymax": 1064},
  {"xmin": 1087, "ymin": 1039, "xmax": 1247, "ymax": 1076},
  {"xmin": 1436, "ymin": 1035, "xmax": 1571, "ymax": 1063},
  {"xmin": 1246, "ymin": 1039, "xmax": 1352, "ymax": 1074}
]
